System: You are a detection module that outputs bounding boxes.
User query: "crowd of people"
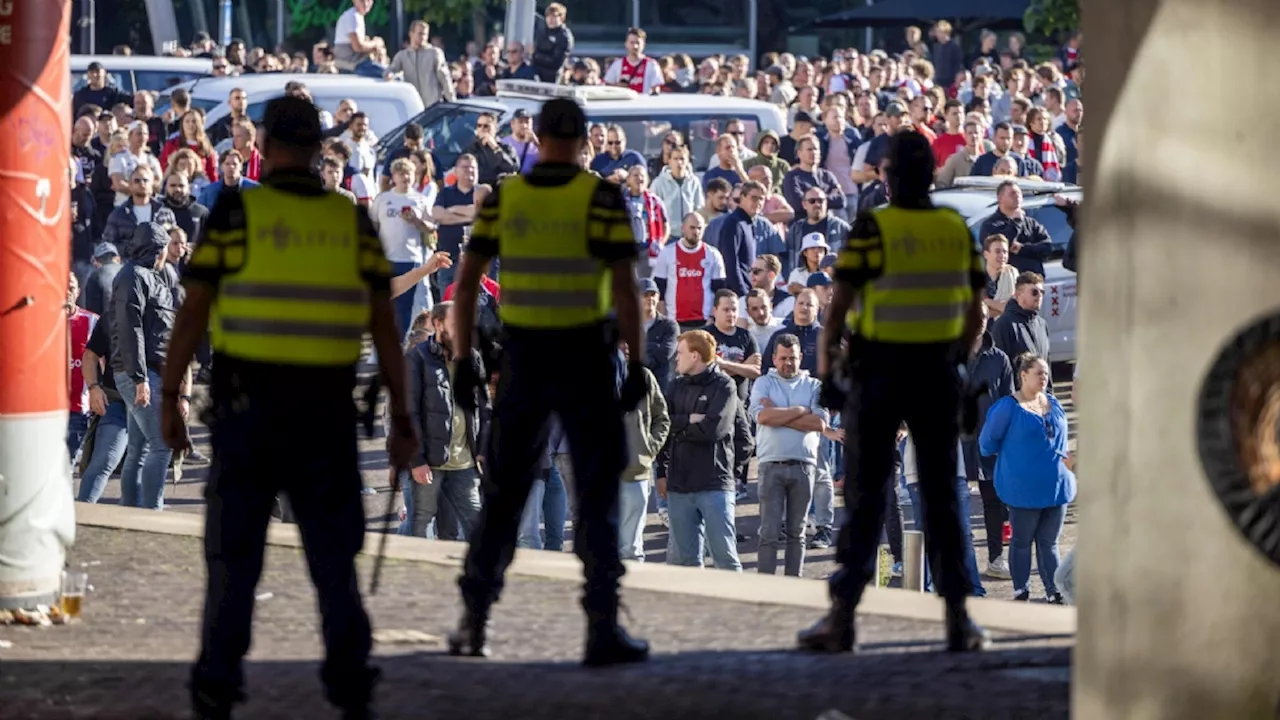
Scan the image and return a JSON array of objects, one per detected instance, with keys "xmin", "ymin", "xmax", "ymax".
[{"xmin": 66, "ymin": 3, "xmax": 1081, "ymax": 601}]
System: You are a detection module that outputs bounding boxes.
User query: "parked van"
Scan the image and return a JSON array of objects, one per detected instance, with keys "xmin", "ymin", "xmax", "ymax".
[
  {"xmin": 71, "ymin": 54, "xmax": 213, "ymax": 95},
  {"xmin": 374, "ymin": 80, "xmax": 788, "ymax": 178},
  {"xmin": 157, "ymin": 74, "xmax": 426, "ymax": 140}
]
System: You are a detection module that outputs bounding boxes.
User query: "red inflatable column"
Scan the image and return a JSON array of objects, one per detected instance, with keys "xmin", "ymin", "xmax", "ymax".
[{"xmin": 0, "ymin": 0, "xmax": 77, "ymax": 610}]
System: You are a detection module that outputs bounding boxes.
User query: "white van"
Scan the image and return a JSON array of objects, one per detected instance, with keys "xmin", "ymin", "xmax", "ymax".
[
  {"xmin": 71, "ymin": 54, "xmax": 213, "ymax": 95},
  {"xmin": 374, "ymin": 80, "xmax": 788, "ymax": 177},
  {"xmin": 157, "ymin": 74, "xmax": 426, "ymax": 140}
]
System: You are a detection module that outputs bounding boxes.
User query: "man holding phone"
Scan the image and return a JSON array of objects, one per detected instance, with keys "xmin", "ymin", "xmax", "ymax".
[{"xmin": 371, "ymin": 158, "xmax": 437, "ymax": 338}]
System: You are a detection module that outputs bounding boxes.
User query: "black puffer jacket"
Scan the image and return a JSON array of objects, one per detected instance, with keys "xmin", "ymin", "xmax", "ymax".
[
  {"xmin": 656, "ymin": 365, "xmax": 738, "ymax": 494},
  {"xmin": 109, "ymin": 223, "xmax": 176, "ymax": 383},
  {"xmin": 407, "ymin": 337, "xmax": 491, "ymax": 469},
  {"xmin": 990, "ymin": 302, "xmax": 1052, "ymax": 392}
]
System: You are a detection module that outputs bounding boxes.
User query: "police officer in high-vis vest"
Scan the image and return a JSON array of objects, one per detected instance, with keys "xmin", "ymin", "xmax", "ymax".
[
  {"xmin": 159, "ymin": 96, "xmax": 416, "ymax": 719},
  {"xmin": 797, "ymin": 131, "xmax": 991, "ymax": 654},
  {"xmin": 445, "ymin": 98, "xmax": 651, "ymax": 666}
]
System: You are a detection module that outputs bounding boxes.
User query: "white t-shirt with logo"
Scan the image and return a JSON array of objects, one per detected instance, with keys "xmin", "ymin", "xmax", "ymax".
[
  {"xmin": 653, "ymin": 240, "xmax": 726, "ymax": 324},
  {"xmin": 350, "ymin": 172, "xmax": 376, "ymax": 204},
  {"xmin": 108, "ymin": 150, "xmax": 161, "ymax": 206},
  {"xmin": 371, "ymin": 189, "xmax": 433, "ymax": 263}
]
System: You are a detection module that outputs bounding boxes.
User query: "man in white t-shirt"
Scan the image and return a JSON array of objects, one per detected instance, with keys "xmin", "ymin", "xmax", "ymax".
[
  {"xmin": 341, "ymin": 111, "xmax": 378, "ymax": 175},
  {"xmin": 603, "ymin": 27, "xmax": 663, "ymax": 95},
  {"xmin": 333, "ymin": 0, "xmax": 382, "ymax": 72},
  {"xmin": 652, "ymin": 212, "xmax": 727, "ymax": 331},
  {"xmin": 371, "ymin": 157, "xmax": 437, "ymax": 337},
  {"xmin": 108, "ymin": 121, "xmax": 162, "ymax": 206}
]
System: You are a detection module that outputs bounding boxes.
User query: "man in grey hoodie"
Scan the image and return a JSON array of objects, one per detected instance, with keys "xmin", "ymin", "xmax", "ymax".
[{"xmin": 749, "ymin": 334, "xmax": 840, "ymax": 576}]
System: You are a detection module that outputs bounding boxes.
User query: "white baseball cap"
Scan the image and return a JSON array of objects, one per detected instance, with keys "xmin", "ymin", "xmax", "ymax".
[{"xmin": 800, "ymin": 232, "xmax": 829, "ymax": 252}]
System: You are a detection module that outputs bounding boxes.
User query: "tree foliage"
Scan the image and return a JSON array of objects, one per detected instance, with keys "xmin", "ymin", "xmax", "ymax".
[
  {"xmin": 1023, "ymin": 0, "xmax": 1080, "ymax": 41},
  {"xmin": 403, "ymin": 0, "xmax": 495, "ymax": 27}
]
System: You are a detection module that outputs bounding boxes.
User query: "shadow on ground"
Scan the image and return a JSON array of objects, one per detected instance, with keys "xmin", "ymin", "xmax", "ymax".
[{"xmin": 1, "ymin": 643, "xmax": 1070, "ymax": 720}]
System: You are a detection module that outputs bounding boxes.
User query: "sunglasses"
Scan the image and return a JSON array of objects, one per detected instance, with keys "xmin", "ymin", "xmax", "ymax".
[
  {"xmin": 477, "ymin": 123, "xmax": 494, "ymax": 131},
  {"xmin": 805, "ymin": 198, "xmax": 827, "ymax": 205},
  {"xmin": 750, "ymin": 268, "xmax": 767, "ymax": 275},
  {"xmin": 728, "ymin": 130, "xmax": 745, "ymax": 136},
  {"xmin": 607, "ymin": 141, "xmax": 622, "ymax": 146},
  {"xmin": 1029, "ymin": 287, "xmax": 1045, "ymax": 297}
]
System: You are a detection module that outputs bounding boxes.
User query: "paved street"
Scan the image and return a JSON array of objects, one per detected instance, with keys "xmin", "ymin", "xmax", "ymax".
[
  {"xmin": 0, "ymin": 526, "xmax": 1070, "ymax": 719},
  {"xmin": 76, "ymin": 373, "xmax": 1078, "ymax": 603}
]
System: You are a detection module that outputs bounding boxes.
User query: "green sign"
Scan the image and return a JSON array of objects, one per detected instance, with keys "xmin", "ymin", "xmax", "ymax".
[{"xmin": 288, "ymin": 0, "xmax": 392, "ymax": 36}]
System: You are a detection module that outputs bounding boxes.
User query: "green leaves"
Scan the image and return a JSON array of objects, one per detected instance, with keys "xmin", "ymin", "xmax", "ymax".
[
  {"xmin": 1023, "ymin": 0, "xmax": 1080, "ymax": 41},
  {"xmin": 403, "ymin": 0, "xmax": 495, "ymax": 26}
]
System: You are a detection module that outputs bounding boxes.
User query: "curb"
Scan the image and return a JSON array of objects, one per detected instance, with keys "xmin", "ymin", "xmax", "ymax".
[{"xmin": 74, "ymin": 503, "xmax": 1076, "ymax": 637}]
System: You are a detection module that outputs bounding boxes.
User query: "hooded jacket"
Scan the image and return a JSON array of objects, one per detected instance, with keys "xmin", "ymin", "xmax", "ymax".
[
  {"xmin": 623, "ymin": 366, "xmax": 671, "ymax": 482},
  {"xmin": 110, "ymin": 223, "xmax": 176, "ymax": 382},
  {"xmin": 990, "ymin": 303, "xmax": 1052, "ymax": 390},
  {"xmin": 656, "ymin": 364, "xmax": 738, "ymax": 495},
  {"xmin": 101, "ymin": 199, "xmax": 177, "ymax": 255},
  {"xmin": 649, "ymin": 166, "xmax": 705, "ymax": 238},
  {"xmin": 407, "ymin": 337, "xmax": 491, "ymax": 470},
  {"xmin": 964, "ymin": 331, "xmax": 1015, "ymax": 439},
  {"xmin": 743, "ymin": 130, "xmax": 792, "ymax": 190},
  {"xmin": 749, "ymin": 368, "xmax": 827, "ymax": 465}
]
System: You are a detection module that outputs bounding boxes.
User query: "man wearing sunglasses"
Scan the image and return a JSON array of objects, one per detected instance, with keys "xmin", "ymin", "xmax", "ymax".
[
  {"xmin": 990, "ymin": 272, "xmax": 1052, "ymax": 393},
  {"xmin": 977, "ymin": 180, "xmax": 1055, "ymax": 278},
  {"xmin": 464, "ymin": 111, "xmax": 519, "ymax": 186}
]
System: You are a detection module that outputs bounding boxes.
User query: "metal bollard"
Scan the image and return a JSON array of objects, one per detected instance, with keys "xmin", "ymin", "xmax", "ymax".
[{"xmin": 903, "ymin": 530, "xmax": 926, "ymax": 592}]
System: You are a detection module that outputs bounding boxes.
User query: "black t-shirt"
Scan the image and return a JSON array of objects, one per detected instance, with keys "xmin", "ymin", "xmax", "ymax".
[
  {"xmin": 85, "ymin": 316, "xmax": 116, "ymax": 393},
  {"xmin": 705, "ymin": 323, "xmax": 759, "ymax": 401},
  {"xmin": 985, "ymin": 273, "xmax": 999, "ymax": 300}
]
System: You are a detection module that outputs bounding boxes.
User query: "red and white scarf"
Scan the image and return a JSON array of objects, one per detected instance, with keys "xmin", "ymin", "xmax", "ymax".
[{"xmin": 1038, "ymin": 134, "xmax": 1062, "ymax": 181}]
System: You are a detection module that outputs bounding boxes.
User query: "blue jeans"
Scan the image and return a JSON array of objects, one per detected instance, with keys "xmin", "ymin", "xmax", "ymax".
[
  {"xmin": 517, "ymin": 467, "xmax": 567, "ymax": 551},
  {"xmin": 666, "ymin": 490, "xmax": 741, "ymax": 571},
  {"xmin": 77, "ymin": 399, "xmax": 129, "ymax": 503},
  {"xmin": 907, "ymin": 478, "xmax": 986, "ymax": 597},
  {"xmin": 389, "ymin": 260, "xmax": 421, "ymax": 341},
  {"xmin": 409, "ymin": 467, "xmax": 481, "ymax": 541},
  {"xmin": 66, "ymin": 412, "xmax": 91, "ymax": 463},
  {"xmin": 353, "ymin": 58, "xmax": 387, "ymax": 78},
  {"xmin": 1008, "ymin": 505, "xmax": 1067, "ymax": 596},
  {"xmin": 617, "ymin": 480, "xmax": 650, "ymax": 561},
  {"xmin": 114, "ymin": 370, "xmax": 172, "ymax": 510},
  {"xmin": 397, "ymin": 471, "xmax": 419, "ymax": 536}
]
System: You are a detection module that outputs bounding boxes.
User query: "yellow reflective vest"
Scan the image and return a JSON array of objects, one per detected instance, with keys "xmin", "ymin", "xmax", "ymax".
[
  {"xmin": 495, "ymin": 172, "xmax": 611, "ymax": 329},
  {"xmin": 209, "ymin": 185, "xmax": 370, "ymax": 365},
  {"xmin": 856, "ymin": 206, "xmax": 975, "ymax": 343}
]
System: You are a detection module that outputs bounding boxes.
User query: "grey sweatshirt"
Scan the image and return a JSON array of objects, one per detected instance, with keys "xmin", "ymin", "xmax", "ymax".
[{"xmin": 748, "ymin": 369, "xmax": 827, "ymax": 465}]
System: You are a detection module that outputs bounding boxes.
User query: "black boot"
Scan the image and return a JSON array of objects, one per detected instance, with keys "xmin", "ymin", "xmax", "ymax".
[
  {"xmin": 796, "ymin": 596, "xmax": 855, "ymax": 653},
  {"xmin": 191, "ymin": 689, "xmax": 236, "ymax": 720},
  {"xmin": 583, "ymin": 605, "xmax": 649, "ymax": 667},
  {"xmin": 945, "ymin": 603, "xmax": 991, "ymax": 652},
  {"xmin": 447, "ymin": 607, "xmax": 492, "ymax": 658}
]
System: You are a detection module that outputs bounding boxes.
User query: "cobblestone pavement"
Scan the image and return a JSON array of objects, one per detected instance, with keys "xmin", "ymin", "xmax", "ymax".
[
  {"xmin": 0, "ymin": 527, "xmax": 1070, "ymax": 719},
  {"xmin": 72, "ymin": 377, "xmax": 1079, "ymax": 603}
]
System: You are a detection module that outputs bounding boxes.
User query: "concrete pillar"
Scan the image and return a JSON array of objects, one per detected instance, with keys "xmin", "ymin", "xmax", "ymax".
[{"xmin": 1077, "ymin": 0, "xmax": 1280, "ymax": 717}]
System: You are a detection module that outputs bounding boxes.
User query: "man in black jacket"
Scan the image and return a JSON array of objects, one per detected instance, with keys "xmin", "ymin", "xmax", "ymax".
[
  {"xmin": 640, "ymin": 278, "xmax": 679, "ymax": 392},
  {"xmin": 161, "ymin": 172, "xmax": 210, "ymax": 249},
  {"xmin": 532, "ymin": 3, "xmax": 574, "ymax": 83},
  {"xmin": 977, "ymin": 181, "xmax": 1055, "ymax": 277},
  {"xmin": 963, "ymin": 305, "xmax": 1015, "ymax": 579},
  {"xmin": 407, "ymin": 301, "xmax": 490, "ymax": 540},
  {"xmin": 464, "ymin": 111, "xmax": 520, "ymax": 186},
  {"xmin": 656, "ymin": 329, "xmax": 742, "ymax": 571},
  {"xmin": 763, "ymin": 289, "xmax": 823, "ymax": 374},
  {"xmin": 110, "ymin": 223, "xmax": 184, "ymax": 511},
  {"xmin": 990, "ymin": 272, "xmax": 1052, "ymax": 390}
]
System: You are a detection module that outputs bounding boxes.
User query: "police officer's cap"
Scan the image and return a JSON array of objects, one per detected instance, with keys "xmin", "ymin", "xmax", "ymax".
[
  {"xmin": 537, "ymin": 98, "xmax": 588, "ymax": 141},
  {"xmin": 262, "ymin": 95, "xmax": 323, "ymax": 149}
]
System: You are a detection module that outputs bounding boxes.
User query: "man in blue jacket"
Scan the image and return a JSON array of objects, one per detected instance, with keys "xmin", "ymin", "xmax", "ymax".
[
  {"xmin": 762, "ymin": 289, "xmax": 822, "ymax": 375},
  {"xmin": 714, "ymin": 180, "xmax": 783, "ymax": 297},
  {"xmin": 196, "ymin": 149, "xmax": 261, "ymax": 209},
  {"xmin": 640, "ymin": 278, "xmax": 679, "ymax": 392}
]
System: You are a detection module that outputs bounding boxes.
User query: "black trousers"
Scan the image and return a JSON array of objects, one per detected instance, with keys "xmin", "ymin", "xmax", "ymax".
[
  {"xmin": 831, "ymin": 341, "xmax": 972, "ymax": 606},
  {"xmin": 192, "ymin": 383, "xmax": 374, "ymax": 710},
  {"xmin": 460, "ymin": 325, "xmax": 627, "ymax": 613},
  {"xmin": 977, "ymin": 454, "xmax": 1007, "ymax": 562}
]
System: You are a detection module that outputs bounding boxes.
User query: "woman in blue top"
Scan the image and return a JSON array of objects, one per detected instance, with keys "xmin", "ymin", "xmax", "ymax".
[{"xmin": 979, "ymin": 353, "xmax": 1076, "ymax": 603}]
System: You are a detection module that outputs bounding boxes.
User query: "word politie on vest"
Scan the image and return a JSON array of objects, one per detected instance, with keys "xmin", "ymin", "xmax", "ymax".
[
  {"xmin": 255, "ymin": 219, "xmax": 353, "ymax": 249},
  {"xmin": 888, "ymin": 233, "xmax": 971, "ymax": 256},
  {"xmin": 502, "ymin": 211, "xmax": 585, "ymax": 238}
]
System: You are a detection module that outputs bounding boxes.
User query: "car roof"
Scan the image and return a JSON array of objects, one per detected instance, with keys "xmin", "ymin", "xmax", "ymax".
[
  {"xmin": 169, "ymin": 73, "xmax": 404, "ymax": 100},
  {"xmin": 932, "ymin": 182, "xmax": 1082, "ymax": 223},
  {"xmin": 71, "ymin": 54, "xmax": 213, "ymax": 73},
  {"xmin": 453, "ymin": 81, "xmax": 786, "ymax": 120}
]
